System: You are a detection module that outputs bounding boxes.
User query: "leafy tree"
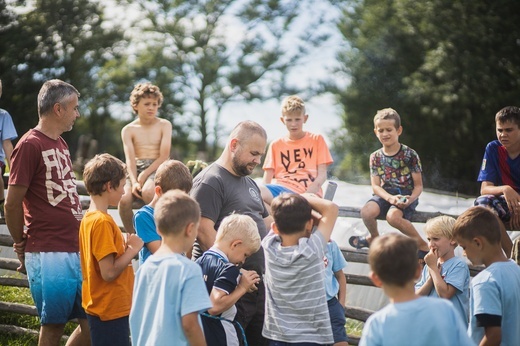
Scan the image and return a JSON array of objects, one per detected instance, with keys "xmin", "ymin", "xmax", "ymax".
[
  {"xmin": 121, "ymin": 0, "xmax": 334, "ymax": 160},
  {"xmin": 331, "ymin": 0, "xmax": 520, "ymax": 194},
  {"xmin": 1, "ymin": 0, "xmax": 126, "ymax": 159}
]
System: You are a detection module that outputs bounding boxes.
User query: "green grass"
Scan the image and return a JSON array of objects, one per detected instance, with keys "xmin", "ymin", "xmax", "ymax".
[{"xmin": 0, "ymin": 283, "xmax": 77, "ymax": 345}]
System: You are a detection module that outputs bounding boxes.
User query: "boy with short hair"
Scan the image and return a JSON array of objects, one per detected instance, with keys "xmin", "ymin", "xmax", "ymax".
[
  {"xmin": 134, "ymin": 159, "xmax": 193, "ymax": 264},
  {"xmin": 119, "ymin": 82, "xmax": 172, "ymax": 234},
  {"xmin": 474, "ymin": 106, "xmax": 520, "ymax": 257},
  {"xmin": 350, "ymin": 108, "xmax": 429, "ymax": 260},
  {"xmin": 325, "ymin": 240, "xmax": 349, "ymax": 346},
  {"xmin": 196, "ymin": 213, "xmax": 262, "ymax": 346},
  {"xmin": 360, "ymin": 233, "xmax": 473, "ymax": 346},
  {"xmin": 262, "ymin": 192, "xmax": 339, "ymax": 344},
  {"xmin": 415, "ymin": 215, "xmax": 470, "ymax": 325},
  {"xmin": 130, "ymin": 190, "xmax": 211, "ymax": 345},
  {"xmin": 453, "ymin": 206, "xmax": 520, "ymax": 345},
  {"xmin": 0, "ymin": 79, "xmax": 18, "ymax": 218},
  {"xmin": 261, "ymin": 95, "xmax": 333, "ymax": 205},
  {"xmin": 79, "ymin": 153, "xmax": 144, "ymax": 345}
]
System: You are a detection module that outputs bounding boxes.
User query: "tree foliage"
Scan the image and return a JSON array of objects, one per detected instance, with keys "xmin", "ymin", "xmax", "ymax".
[
  {"xmin": 120, "ymin": 0, "xmax": 333, "ymax": 159},
  {"xmin": 331, "ymin": 0, "xmax": 520, "ymax": 194},
  {"xmin": 0, "ymin": 0, "xmax": 127, "ymax": 157}
]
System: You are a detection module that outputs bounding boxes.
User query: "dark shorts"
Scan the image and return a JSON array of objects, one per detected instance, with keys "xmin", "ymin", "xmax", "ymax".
[
  {"xmin": 265, "ymin": 184, "xmax": 296, "ymax": 198},
  {"xmin": 474, "ymin": 195, "xmax": 510, "ymax": 222},
  {"xmin": 367, "ymin": 189, "xmax": 418, "ymax": 221},
  {"xmin": 86, "ymin": 314, "xmax": 131, "ymax": 346},
  {"xmin": 235, "ymin": 281, "xmax": 267, "ymax": 346},
  {"xmin": 328, "ymin": 297, "xmax": 348, "ymax": 343}
]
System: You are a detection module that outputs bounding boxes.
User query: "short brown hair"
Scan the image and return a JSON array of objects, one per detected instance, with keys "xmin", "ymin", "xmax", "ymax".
[
  {"xmin": 495, "ymin": 106, "xmax": 520, "ymax": 127},
  {"xmin": 369, "ymin": 233, "xmax": 418, "ymax": 287},
  {"xmin": 453, "ymin": 206, "xmax": 502, "ymax": 244},
  {"xmin": 154, "ymin": 190, "xmax": 200, "ymax": 236},
  {"xmin": 129, "ymin": 82, "xmax": 164, "ymax": 114},
  {"xmin": 83, "ymin": 154, "xmax": 126, "ymax": 196},
  {"xmin": 374, "ymin": 108, "xmax": 401, "ymax": 129},
  {"xmin": 154, "ymin": 160, "xmax": 193, "ymax": 193},
  {"xmin": 271, "ymin": 193, "xmax": 312, "ymax": 234}
]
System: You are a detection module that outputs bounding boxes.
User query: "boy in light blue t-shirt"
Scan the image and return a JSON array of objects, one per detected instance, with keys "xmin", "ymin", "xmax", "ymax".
[
  {"xmin": 133, "ymin": 159, "xmax": 192, "ymax": 264},
  {"xmin": 360, "ymin": 233, "xmax": 473, "ymax": 346},
  {"xmin": 415, "ymin": 215, "xmax": 470, "ymax": 325},
  {"xmin": 130, "ymin": 190, "xmax": 211, "ymax": 345},
  {"xmin": 453, "ymin": 206, "xmax": 520, "ymax": 346}
]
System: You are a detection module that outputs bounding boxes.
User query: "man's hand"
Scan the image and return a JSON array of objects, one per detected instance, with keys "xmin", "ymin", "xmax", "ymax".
[{"xmin": 13, "ymin": 234, "xmax": 27, "ymax": 274}]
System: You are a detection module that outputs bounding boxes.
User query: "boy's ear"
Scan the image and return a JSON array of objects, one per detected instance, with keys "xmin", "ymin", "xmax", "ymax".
[
  {"xmin": 369, "ymin": 271, "xmax": 383, "ymax": 288},
  {"xmin": 272, "ymin": 222, "xmax": 279, "ymax": 234},
  {"xmin": 304, "ymin": 114, "xmax": 309, "ymax": 123},
  {"xmin": 280, "ymin": 116, "xmax": 285, "ymax": 124},
  {"xmin": 185, "ymin": 222, "xmax": 198, "ymax": 240},
  {"xmin": 155, "ymin": 185, "xmax": 162, "ymax": 196},
  {"xmin": 397, "ymin": 126, "xmax": 403, "ymax": 136},
  {"xmin": 231, "ymin": 239, "xmax": 243, "ymax": 248}
]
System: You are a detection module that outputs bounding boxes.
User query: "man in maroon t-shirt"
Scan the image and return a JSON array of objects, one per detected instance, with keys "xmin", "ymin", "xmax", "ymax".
[{"xmin": 5, "ymin": 79, "xmax": 90, "ymax": 345}]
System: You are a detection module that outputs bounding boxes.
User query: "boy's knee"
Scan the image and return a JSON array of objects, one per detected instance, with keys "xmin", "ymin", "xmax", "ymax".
[{"xmin": 361, "ymin": 203, "xmax": 378, "ymax": 220}]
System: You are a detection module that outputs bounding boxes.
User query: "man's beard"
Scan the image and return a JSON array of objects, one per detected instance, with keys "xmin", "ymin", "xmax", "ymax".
[{"xmin": 231, "ymin": 155, "xmax": 254, "ymax": 176}]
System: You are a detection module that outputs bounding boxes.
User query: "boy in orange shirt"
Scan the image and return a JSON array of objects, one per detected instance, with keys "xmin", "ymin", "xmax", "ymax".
[
  {"xmin": 79, "ymin": 154, "xmax": 144, "ymax": 345},
  {"xmin": 261, "ymin": 95, "xmax": 333, "ymax": 205}
]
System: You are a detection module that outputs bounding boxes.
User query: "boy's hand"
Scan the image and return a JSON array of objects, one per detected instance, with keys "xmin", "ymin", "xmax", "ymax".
[
  {"xmin": 131, "ymin": 182, "xmax": 143, "ymax": 199},
  {"xmin": 424, "ymin": 249, "xmax": 439, "ymax": 269},
  {"xmin": 238, "ymin": 269, "xmax": 261, "ymax": 293},
  {"xmin": 126, "ymin": 233, "xmax": 144, "ymax": 252},
  {"xmin": 395, "ymin": 195, "xmax": 410, "ymax": 208}
]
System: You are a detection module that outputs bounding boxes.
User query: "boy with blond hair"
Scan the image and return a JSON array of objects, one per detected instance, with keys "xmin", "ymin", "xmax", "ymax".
[
  {"xmin": 415, "ymin": 215, "xmax": 470, "ymax": 325},
  {"xmin": 453, "ymin": 206, "xmax": 520, "ymax": 345},
  {"xmin": 350, "ymin": 108, "xmax": 429, "ymax": 261},
  {"xmin": 261, "ymin": 95, "xmax": 333, "ymax": 205},
  {"xmin": 360, "ymin": 233, "xmax": 473, "ymax": 346},
  {"xmin": 130, "ymin": 190, "xmax": 211, "ymax": 345},
  {"xmin": 119, "ymin": 82, "xmax": 172, "ymax": 234},
  {"xmin": 196, "ymin": 213, "xmax": 262, "ymax": 346},
  {"xmin": 134, "ymin": 159, "xmax": 193, "ymax": 264},
  {"xmin": 79, "ymin": 154, "xmax": 144, "ymax": 345},
  {"xmin": 263, "ymin": 193, "xmax": 338, "ymax": 344}
]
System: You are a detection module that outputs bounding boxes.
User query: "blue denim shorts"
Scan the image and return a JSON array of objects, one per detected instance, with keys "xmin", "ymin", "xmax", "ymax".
[{"xmin": 25, "ymin": 252, "xmax": 86, "ymax": 324}]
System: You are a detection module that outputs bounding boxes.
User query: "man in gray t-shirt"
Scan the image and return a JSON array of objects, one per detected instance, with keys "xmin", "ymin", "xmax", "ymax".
[{"xmin": 191, "ymin": 120, "xmax": 271, "ymax": 345}]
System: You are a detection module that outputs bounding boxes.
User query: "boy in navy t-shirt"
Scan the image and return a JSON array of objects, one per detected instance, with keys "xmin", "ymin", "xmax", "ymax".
[{"xmin": 196, "ymin": 214, "xmax": 261, "ymax": 346}]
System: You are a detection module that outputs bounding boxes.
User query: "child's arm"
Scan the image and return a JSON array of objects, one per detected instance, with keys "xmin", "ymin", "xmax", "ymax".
[
  {"xmin": 334, "ymin": 269, "xmax": 347, "ymax": 307},
  {"xmin": 137, "ymin": 120, "xmax": 172, "ymax": 185},
  {"xmin": 415, "ymin": 275, "xmax": 434, "ymax": 296},
  {"xmin": 182, "ymin": 312, "xmax": 207, "ymax": 346},
  {"xmin": 121, "ymin": 125, "xmax": 141, "ymax": 198},
  {"xmin": 98, "ymin": 234, "xmax": 143, "ymax": 282},
  {"xmin": 3, "ymin": 139, "xmax": 14, "ymax": 168},
  {"xmin": 208, "ymin": 269, "xmax": 259, "ymax": 315},
  {"xmin": 306, "ymin": 163, "xmax": 328, "ymax": 194},
  {"xmin": 301, "ymin": 193, "xmax": 338, "ymax": 242},
  {"xmin": 370, "ymin": 175, "xmax": 397, "ymax": 204},
  {"xmin": 481, "ymin": 326, "xmax": 501, "ymax": 346},
  {"xmin": 423, "ymin": 250, "xmax": 457, "ymax": 299},
  {"xmin": 262, "ymin": 169, "xmax": 274, "ymax": 184}
]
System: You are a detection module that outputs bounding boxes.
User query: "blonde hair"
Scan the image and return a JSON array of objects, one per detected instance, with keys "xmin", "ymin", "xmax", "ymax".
[
  {"xmin": 374, "ymin": 108, "xmax": 401, "ymax": 129},
  {"xmin": 215, "ymin": 214, "xmax": 261, "ymax": 252},
  {"xmin": 424, "ymin": 215, "xmax": 456, "ymax": 240},
  {"xmin": 281, "ymin": 95, "xmax": 306, "ymax": 116}
]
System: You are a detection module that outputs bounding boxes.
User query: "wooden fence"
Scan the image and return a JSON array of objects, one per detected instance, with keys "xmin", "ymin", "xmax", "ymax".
[{"xmin": 0, "ymin": 182, "xmax": 481, "ymax": 344}]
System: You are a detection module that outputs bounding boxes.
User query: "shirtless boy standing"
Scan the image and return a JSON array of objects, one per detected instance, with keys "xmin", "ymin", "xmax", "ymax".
[{"xmin": 118, "ymin": 82, "xmax": 172, "ymax": 234}]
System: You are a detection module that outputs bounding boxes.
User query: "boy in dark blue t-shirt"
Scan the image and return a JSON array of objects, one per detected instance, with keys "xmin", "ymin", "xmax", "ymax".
[{"xmin": 196, "ymin": 214, "xmax": 261, "ymax": 346}]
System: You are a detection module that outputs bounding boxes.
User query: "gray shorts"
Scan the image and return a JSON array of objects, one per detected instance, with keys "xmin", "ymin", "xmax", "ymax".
[{"xmin": 136, "ymin": 159, "xmax": 156, "ymax": 181}]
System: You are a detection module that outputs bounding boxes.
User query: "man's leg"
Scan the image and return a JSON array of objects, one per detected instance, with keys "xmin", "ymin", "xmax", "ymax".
[{"xmin": 39, "ymin": 324, "xmax": 66, "ymax": 346}]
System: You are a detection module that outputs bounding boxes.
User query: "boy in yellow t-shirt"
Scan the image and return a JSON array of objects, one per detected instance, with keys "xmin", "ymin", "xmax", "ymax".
[
  {"xmin": 79, "ymin": 154, "xmax": 144, "ymax": 345},
  {"xmin": 261, "ymin": 95, "xmax": 333, "ymax": 206}
]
